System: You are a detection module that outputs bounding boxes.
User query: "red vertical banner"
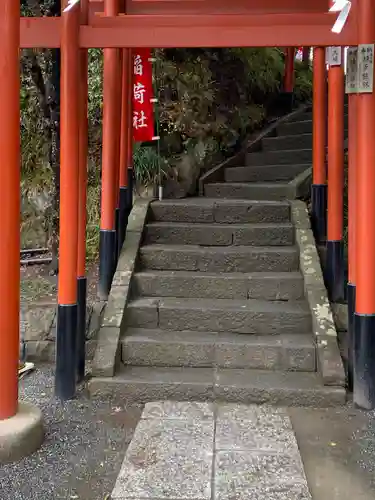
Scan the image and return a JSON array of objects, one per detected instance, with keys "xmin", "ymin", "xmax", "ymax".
[{"xmin": 132, "ymin": 48, "xmax": 155, "ymax": 142}]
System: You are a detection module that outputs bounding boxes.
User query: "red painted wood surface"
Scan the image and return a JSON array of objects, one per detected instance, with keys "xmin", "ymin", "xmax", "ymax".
[
  {"xmin": 92, "ymin": 0, "xmax": 330, "ymax": 15},
  {"xmin": 20, "ymin": 12, "xmax": 357, "ymax": 48},
  {"xmin": 0, "ymin": 0, "xmax": 20, "ymax": 420},
  {"xmin": 58, "ymin": 2, "xmax": 80, "ymax": 304}
]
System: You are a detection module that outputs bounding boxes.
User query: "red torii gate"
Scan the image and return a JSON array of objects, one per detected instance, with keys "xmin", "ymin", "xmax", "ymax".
[{"xmin": 1, "ymin": 0, "xmax": 375, "ymax": 461}]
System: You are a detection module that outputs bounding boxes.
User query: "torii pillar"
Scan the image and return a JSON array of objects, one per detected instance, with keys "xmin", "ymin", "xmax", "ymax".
[
  {"xmin": 311, "ymin": 47, "xmax": 327, "ymax": 244},
  {"xmin": 354, "ymin": 0, "xmax": 375, "ymax": 410},
  {"xmin": 0, "ymin": 0, "xmax": 43, "ymax": 464},
  {"xmin": 326, "ymin": 46, "xmax": 345, "ymax": 303},
  {"xmin": 281, "ymin": 47, "xmax": 295, "ymax": 112}
]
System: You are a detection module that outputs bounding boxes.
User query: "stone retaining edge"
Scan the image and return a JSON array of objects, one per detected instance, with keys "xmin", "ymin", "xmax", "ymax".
[
  {"xmin": 91, "ymin": 198, "xmax": 153, "ymax": 377},
  {"xmin": 291, "ymin": 200, "xmax": 346, "ymax": 389},
  {"xmin": 288, "ymin": 167, "xmax": 312, "ymax": 200},
  {"xmin": 198, "ymin": 103, "xmax": 311, "ymax": 194}
]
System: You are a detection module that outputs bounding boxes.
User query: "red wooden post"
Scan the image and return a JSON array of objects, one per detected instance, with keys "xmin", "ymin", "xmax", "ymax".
[
  {"xmin": 311, "ymin": 46, "xmax": 327, "ymax": 244},
  {"xmin": 326, "ymin": 47, "xmax": 345, "ymax": 303},
  {"xmin": 99, "ymin": 0, "xmax": 121, "ymax": 299},
  {"xmin": 347, "ymin": 88, "xmax": 357, "ymax": 391},
  {"xmin": 354, "ymin": 0, "xmax": 375, "ymax": 409},
  {"xmin": 55, "ymin": 0, "xmax": 80, "ymax": 400},
  {"xmin": 118, "ymin": 48, "xmax": 131, "ymax": 255},
  {"xmin": 302, "ymin": 47, "xmax": 310, "ymax": 66},
  {"xmin": 114, "ymin": 48, "xmax": 122, "ymax": 263},
  {"xmin": 77, "ymin": 0, "xmax": 89, "ymax": 383},
  {"xmin": 283, "ymin": 47, "xmax": 295, "ymax": 92},
  {"xmin": 0, "ymin": 0, "xmax": 20, "ymax": 420},
  {"xmin": 127, "ymin": 51, "xmax": 134, "ymax": 214}
]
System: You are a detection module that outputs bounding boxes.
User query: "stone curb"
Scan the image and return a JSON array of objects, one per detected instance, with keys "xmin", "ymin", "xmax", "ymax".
[
  {"xmin": 291, "ymin": 200, "xmax": 346, "ymax": 389},
  {"xmin": 288, "ymin": 167, "xmax": 312, "ymax": 200},
  {"xmin": 199, "ymin": 103, "xmax": 311, "ymax": 194},
  {"xmin": 92, "ymin": 198, "xmax": 152, "ymax": 377},
  {"xmin": 0, "ymin": 402, "xmax": 44, "ymax": 464}
]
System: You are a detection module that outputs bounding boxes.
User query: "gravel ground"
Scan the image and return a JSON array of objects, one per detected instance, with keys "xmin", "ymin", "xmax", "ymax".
[
  {"xmin": 290, "ymin": 405, "xmax": 375, "ymax": 500},
  {"xmin": 2, "ymin": 365, "xmax": 375, "ymax": 500},
  {"xmin": 0, "ymin": 366, "xmax": 143, "ymax": 500}
]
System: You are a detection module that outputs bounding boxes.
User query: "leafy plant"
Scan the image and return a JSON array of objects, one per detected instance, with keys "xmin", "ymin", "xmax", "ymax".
[{"xmin": 133, "ymin": 144, "xmax": 168, "ymax": 187}]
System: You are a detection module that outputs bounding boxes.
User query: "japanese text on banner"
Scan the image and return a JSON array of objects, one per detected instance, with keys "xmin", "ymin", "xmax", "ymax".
[{"xmin": 132, "ymin": 49, "xmax": 155, "ymax": 142}]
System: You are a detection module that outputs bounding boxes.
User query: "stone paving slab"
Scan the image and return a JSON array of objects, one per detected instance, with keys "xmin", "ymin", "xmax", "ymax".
[
  {"xmin": 112, "ymin": 417, "xmax": 214, "ymax": 499},
  {"xmin": 111, "ymin": 401, "xmax": 312, "ymax": 500},
  {"xmin": 215, "ymin": 405, "xmax": 296, "ymax": 452},
  {"xmin": 215, "ymin": 451, "xmax": 308, "ymax": 500}
]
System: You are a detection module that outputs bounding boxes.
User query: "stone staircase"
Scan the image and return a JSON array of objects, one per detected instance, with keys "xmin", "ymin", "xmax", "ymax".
[
  {"xmin": 204, "ymin": 105, "xmax": 348, "ymax": 200},
  {"xmin": 91, "ymin": 106, "xmax": 346, "ymax": 406}
]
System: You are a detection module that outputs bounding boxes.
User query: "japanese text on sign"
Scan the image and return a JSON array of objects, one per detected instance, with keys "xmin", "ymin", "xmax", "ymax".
[
  {"xmin": 326, "ymin": 46, "xmax": 342, "ymax": 67},
  {"xmin": 346, "ymin": 47, "xmax": 358, "ymax": 94},
  {"xmin": 132, "ymin": 49, "xmax": 155, "ymax": 142},
  {"xmin": 357, "ymin": 44, "xmax": 374, "ymax": 94}
]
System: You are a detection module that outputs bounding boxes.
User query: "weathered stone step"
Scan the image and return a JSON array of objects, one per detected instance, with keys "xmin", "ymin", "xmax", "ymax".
[
  {"xmin": 125, "ymin": 297, "xmax": 311, "ymax": 335},
  {"xmin": 288, "ymin": 111, "xmax": 314, "ymax": 122},
  {"xmin": 262, "ymin": 133, "xmax": 312, "ymax": 152},
  {"xmin": 224, "ymin": 164, "xmax": 308, "ymax": 183},
  {"xmin": 149, "ymin": 198, "xmax": 291, "ymax": 224},
  {"xmin": 133, "ymin": 270, "xmax": 305, "ymax": 300},
  {"xmin": 89, "ymin": 366, "xmax": 346, "ymax": 407},
  {"xmin": 139, "ymin": 244, "xmax": 299, "ymax": 272},
  {"xmin": 277, "ymin": 119, "xmax": 313, "ymax": 136},
  {"xmin": 288, "ymin": 109, "xmax": 347, "ymax": 123},
  {"xmin": 204, "ymin": 182, "xmax": 294, "ymax": 200},
  {"xmin": 246, "ymin": 148, "xmax": 312, "ymax": 167},
  {"xmin": 278, "ymin": 116, "xmax": 349, "ymax": 136},
  {"xmin": 144, "ymin": 222, "xmax": 294, "ymax": 246},
  {"xmin": 121, "ymin": 328, "xmax": 316, "ymax": 371}
]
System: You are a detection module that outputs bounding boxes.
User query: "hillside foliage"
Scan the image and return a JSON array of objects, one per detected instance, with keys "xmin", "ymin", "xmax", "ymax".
[{"xmin": 20, "ymin": 5, "xmax": 313, "ymax": 259}]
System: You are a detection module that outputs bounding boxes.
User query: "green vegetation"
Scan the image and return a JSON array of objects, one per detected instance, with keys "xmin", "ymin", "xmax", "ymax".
[{"xmin": 21, "ymin": 45, "xmax": 312, "ymax": 260}]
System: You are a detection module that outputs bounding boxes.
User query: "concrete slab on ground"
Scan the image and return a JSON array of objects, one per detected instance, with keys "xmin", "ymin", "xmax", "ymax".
[
  {"xmin": 111, "ymin": 401, "xmax": 375, "ymax": 500},
  {"xmin": 111, "ymin": 401, "xmax": 312, "ymax": 500}
]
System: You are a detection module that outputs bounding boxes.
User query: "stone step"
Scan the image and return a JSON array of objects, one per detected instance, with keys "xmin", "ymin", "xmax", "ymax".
[
  {"xmin": 139, "ymin": 244, "xmax": 299, "ymax": 273},
  {"xmin": 144, "ymin": 222, "xmax": 294, "ymax": 247},
  {"xmin": 149, "ymin": 198, "xmax": 291, "ymax": 224},
  {"xmin": 121, "ymin": 328, "xmax": 316, "ymax": 371},
  {"xmin": 89, "ymin": 366, "xmax": 346, "ymax": 407},
  {"xmin": 124, "ymin": 297, "xmax": 311, "ymax": 335},
  {"xmin": 278, "ymin": 116, "xmax": 349, "ymax": 136},
  {"xmin": 288, "ymin": 111, "xmax": 314, "ymax": 122},
  {"xmin": 262, "ymin": 133, "xmax": 312, "ymax": 152},
  {"xmin": 288, "ymin": 109, "xmax": 347, "ymax": 123},
  {"xmin": 133, "ymin": 270, "xmax": 305, "ymax": 301},
  {"xmin": 277, "ymin": 119, "xmax": 313, "ymax": 136},
  {"xmin": 246, "ymin": 148, "xmax": 312, "ymax": 167},
  {"xmin": 224, "ymin": 164, "xmax": 308, "ymax": 183},
  {"xmin": 204, "ymin": 182, "xmax": 294, "ymax": 200}
]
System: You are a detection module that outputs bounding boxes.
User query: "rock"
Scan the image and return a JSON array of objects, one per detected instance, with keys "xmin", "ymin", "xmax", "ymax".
[
  {"xmin": 26, "ymin": 340, "xmax": 55, "ymax": 362},
  {"xmin": 163, "ymin": 154, "xmax": 201, "ymax": 199},
  {"xmin": 87, "ymin": 301, "xmax": 106, "ymax": 340},
  {"xmin": 163, "ymin": 178, "xmax": 188, "ymax": 199},
  {"xmin": 21, "ymin": 307, "xmax": 56, "ymax": 342},
  {"xmin": 331, "ymin": 303, "xmax": 348, "ymax": 332}
]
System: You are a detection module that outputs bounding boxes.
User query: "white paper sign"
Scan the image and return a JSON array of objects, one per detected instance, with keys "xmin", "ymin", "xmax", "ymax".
[
  {"xmin": 326, "ymin": 46, "xmax": 342, "ymax": 67},
  {"xmin": 331, "ymin": 1, "xmax": 352, "ymax": 34},
  {"xmin": 346, "ymin": 47, "xmax": 358, "ymax": 94},
  {"xmin": 63, "ymin": 0, "xmax": 80, "ymax": 12},
  {"xmin": 357, "ymin": 44, "xmax": 374, "ymax": 93}
]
